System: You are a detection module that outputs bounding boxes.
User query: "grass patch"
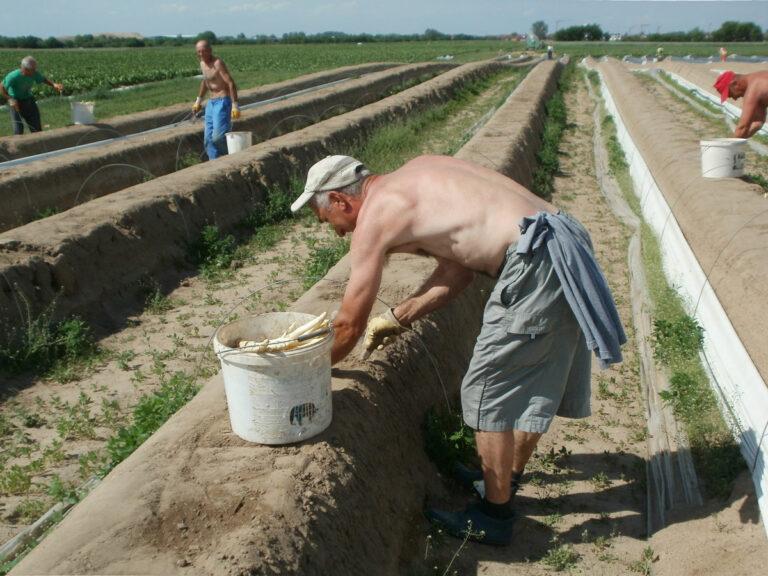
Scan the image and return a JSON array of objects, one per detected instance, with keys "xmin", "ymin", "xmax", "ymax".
[
  {"xmin": 532, "ymin": 63, "xmax": 573, "ymax": 200},
  {"xmin": 0, "ymin": 309, "xmax": 102, "ymax": 382},
  {"xmin": 354, "ymin": 68, "xmax": 527, "ymax": 172},
  {"xmin": 301, "ymin": 236, "xmax": 350, "ymax": 289},
  {"xmin": 599, "ymin": 106, "xmax": 744, "ymax": 499},
  {"xmin": 742, "ymin": 173, "xmax": 768, "ymax": 193},
  {"xmin": 102, "ymin": 371, "xmax": 199, "ymax": 473}
]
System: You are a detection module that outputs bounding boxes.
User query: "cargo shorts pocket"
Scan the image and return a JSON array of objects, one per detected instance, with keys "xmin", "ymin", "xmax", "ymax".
[{"xmin": 501, "ymin": 329, "xmax": 553, "ymax": 368}]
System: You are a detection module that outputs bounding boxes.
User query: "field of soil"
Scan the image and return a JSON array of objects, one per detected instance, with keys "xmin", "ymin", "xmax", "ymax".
[{"xmin": 1, "ymin": 52, "xmax": 767, "ymax": 576}]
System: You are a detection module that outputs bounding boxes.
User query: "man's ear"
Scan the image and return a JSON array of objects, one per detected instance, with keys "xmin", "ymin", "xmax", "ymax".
[{"xmin": 327, "ymin": 191, "xmax": 351, "ymax": 211}]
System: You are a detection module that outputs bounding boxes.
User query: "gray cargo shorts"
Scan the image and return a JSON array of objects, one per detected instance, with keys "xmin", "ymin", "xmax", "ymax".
[{"xmin": 461, "ymin": 239, "xmax": 591, "ymax": 434}]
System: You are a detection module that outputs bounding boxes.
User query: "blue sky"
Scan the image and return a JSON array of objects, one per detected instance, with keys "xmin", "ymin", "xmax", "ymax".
[{"xmin": 3, "ymin": 1, "xmax": 767, "ymax": 38}]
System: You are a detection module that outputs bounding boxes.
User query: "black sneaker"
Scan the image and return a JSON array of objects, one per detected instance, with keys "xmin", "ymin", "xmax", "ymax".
[{"xmin": 425, "ymin": 502, "xmax": 516, "ymax": 546}]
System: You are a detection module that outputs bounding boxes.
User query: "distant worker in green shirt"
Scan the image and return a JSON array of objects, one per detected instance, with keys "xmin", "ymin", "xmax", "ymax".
[{"xmin": 0, "ymin": 56, "xmax": 64, "ymax": 135}]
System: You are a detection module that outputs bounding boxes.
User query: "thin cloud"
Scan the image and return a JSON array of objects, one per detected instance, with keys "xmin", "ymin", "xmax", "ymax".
[
  {"xmin": 224, "ymin": 1, "xmax": 292, "ymax": 13},
  {"xmin": 159, "ymin": 3, "xmax": 191, "ymax": 13}
]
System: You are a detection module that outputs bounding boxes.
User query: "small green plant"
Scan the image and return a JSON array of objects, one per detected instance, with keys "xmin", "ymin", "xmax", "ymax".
[
  {"xmin": 423, "ymin": 407, "xmax": 476, "ymax": 475},
  {"xmin": 301, "ymin": 236, "xmax": 350, "ymax": 289},
  {"xmin": 542, "ymin": 539, "xmax": 580, "ymax": 571},
  {"xmin": 145, "ymin": 288, "xmax": 176, "ymax": 315},
  {"xmin": 103, "ymin": 371, "xmax": 199, "ymax": 473},
  {"xmin": 629, "ymin": 546, "xmax": 657, "ymax": 575},
  {"xmin": 0, "ymin": 308, "xmax": 99, "ymax": 380},
  {"xmin": 0, "ymin": 464, "xmax": 32, "ymax": 496},
  {"xmin": 55, "ymin": 392, "xmax": 97, "ymax": 440},
  {"xmin": 652, "ymin": 316, "xmax": 704, "ymax": 366},
  {"xmin": 191, "ymin": 225, "xmax": 237, "ymax": 281},
  {"xmin": 47, "ymin": 474, "xmax": 80, "ymax": 505},
  {"xmin": 742, "ymin": 173, "xmax": 768, "ymax": 193},
  {"xmin": 78, "ymin": 450, "xmax": 106, "ymax": 480},
  {"xmin": 9, "ymin": 498, "xmax": 49, "ymax": 524},
  {"xmin": 177, "ymin": 151, "xmax": 202, "ymax": 169},
  {"xmin": 591, "ymin": 471, "xmax": 611, "ymax": 490},
  {"xmin": 115, "ymin": 349, "xmax": 136, "ymax": 371},
  {"xmin": 34, "ymin": 206, "xmax": 60, "ymax": 220}
]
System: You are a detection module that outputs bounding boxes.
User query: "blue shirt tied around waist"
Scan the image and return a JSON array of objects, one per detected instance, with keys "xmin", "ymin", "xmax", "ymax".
[{"xmin": 516, "ymin": 211, "xmax": 626, "ymax": 368}]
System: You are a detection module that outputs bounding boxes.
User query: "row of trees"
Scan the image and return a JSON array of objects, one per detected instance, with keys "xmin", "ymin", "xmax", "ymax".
[
  {"xmin": 1, "ymin": 19, "xmax": 765, "ymax": 49},
  {"xmin": 0, "ymin": 29, "xmax": 482, "ymax": 49},
  {"xmin": 531, "ymin": 20, "xmax": 765, "ymax": 42}
]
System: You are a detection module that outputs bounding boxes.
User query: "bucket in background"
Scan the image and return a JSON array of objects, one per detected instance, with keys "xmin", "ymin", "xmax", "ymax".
[
  {"xmin": 225, "ymin": 131, "xmax": 252, "ymax": 154},
  {"xmin": 70, "ymin": 101, "xmax": 95, "ymax": 125},
  {"xmin": 213, "ymin": 312, "xmax": 333, "ymax": 445},
  {"xmin": 700, "ymin": 138, "xmax": 747, "ymax": 178}
]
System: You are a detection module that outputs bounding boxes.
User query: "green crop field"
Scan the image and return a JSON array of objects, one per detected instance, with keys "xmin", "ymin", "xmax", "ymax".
[{"xmin": 0, "ymin": 39, "xmax": 766, "ymax": 136}]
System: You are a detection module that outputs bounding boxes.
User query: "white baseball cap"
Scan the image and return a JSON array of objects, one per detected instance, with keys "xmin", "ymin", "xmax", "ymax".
[{"xmin": 291, "ymin": 155, "xmax": 369, "ymax": 213}]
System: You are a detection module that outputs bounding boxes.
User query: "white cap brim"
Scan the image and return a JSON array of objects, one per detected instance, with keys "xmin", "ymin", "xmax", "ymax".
[{"xmin": 290, "ymin": 190, "xmax": 316, "ymax": 213}]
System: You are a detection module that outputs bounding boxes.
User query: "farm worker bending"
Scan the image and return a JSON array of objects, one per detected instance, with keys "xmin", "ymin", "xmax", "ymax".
[
  {"xmin": 291, "ymin": 154, "xmax": 626, "ymax": 545},
  {"xmin": 191, "ymin": 40, "xmax": 240, "ymax": 160},
  {"xmin": 714, "ymin": 70, "xmax": 768, "ymax": 139},
  {"xmin": 0, "ymin": 56, "xmax": 63, "ymax": 135}
]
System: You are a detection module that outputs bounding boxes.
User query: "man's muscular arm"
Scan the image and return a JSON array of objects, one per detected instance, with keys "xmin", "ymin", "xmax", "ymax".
[
  {"xmin": 331, "ymin": 241, "xmax": 385, "ymax": 364},
  {"xmin": 734, "ymin": 89, "xmax": 764, "ymax": 138},
  {"xmin": 216, "ymin": 60, "xmax": 238, "ymax": 103}
]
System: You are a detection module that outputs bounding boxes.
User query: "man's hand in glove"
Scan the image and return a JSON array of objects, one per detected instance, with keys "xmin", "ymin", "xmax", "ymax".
[
  {"xmin": 363, "ymin": 308, "xmax": 408, "ymax": 358},
  {"xmin": 231, "ymin": 103, "xmax": 241, "ymax": 120}
]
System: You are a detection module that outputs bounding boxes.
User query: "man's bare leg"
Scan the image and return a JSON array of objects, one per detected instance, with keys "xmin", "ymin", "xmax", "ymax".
[{"xmin": 476, "ymin": 429, "xmax": 542, "ymax": 503}]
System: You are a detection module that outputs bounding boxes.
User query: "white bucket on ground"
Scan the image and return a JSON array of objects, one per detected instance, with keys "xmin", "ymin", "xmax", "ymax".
[
  {"xmin": 213, "ymin": 312, "xmax": 333, "ymax": 445},
  {"xmin": 70, "ymin": 101, "xmax": 95, "ymax": 125},
  {"xmin": 225, "ymin": 131, "xmax": 252, "ymax": 154},
  {"xmin": 700, "ymin": 138, "xmax": 747, "ymax": 178}
]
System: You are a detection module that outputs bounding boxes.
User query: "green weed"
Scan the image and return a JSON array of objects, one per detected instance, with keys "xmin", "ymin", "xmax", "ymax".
[
  {"xmin": 423, "ymin": 407, "xmax": 476, "ymax": 475},
  {"xmin": 145, "ymin": 288, "xmax": 176, "ymax": 315},
  {"xmin": 629, "ymin": 546, "xmax": 657, "ymax": 575},
  {"xmin": 103, "ymin": 371, "xmax": 199, "ymax": 473},
  {"xmin": 542, "ymin": 540, "xmax": 580, "ymax": 571},
  {"xmin": 8, "ymin": 498, "xmax": 49, "ymax": 524},
  {"xmin": 532, "ymin": 63, "xmax": 572, "ymax": 200},
  {"xmin": 301, "ymin": 236, "xmax": 350, "ymax": 289},
  {"xmin": 0, "ymin": 309, "xmax": 100, "ymax": 381},
  {"xmin": 191, "ymin": 225, "xmax": 238, "ymax": 281},
  {"xmin": 652, "ymin": 316, "xmax": 704, "ymax": 366},
  {"xmin": 597, "ymin": 98, "xmax": 744, "ymax": 500}
]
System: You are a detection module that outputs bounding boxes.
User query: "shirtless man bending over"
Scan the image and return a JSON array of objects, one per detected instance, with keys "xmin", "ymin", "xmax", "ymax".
[
  {"xmin": 291, "ymin": 154, "xmax": 625, "ymax": 545},
  {"xmin": 192, "ymin": 40, "xmax": 239, "ymax": 159},
  {"xmin": 714, "ymin": 70, "xmax": 768, "ymax": 139}
]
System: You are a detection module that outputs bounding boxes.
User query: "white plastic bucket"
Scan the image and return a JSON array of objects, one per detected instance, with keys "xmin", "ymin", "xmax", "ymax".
[
  {"xmin": 213, "ymin": 312, "xmax": 333, "ymax": 445},
  {"xmin": 70, "ymin": 101, "xmax": 95, "ymax": 125},
  {"xmin": 225, "ymin": 131, "xmax": 252, "ymax": 154},
  {"xmin": 700, "ymin": 138, "xmax": 747, "ymax": 178}
]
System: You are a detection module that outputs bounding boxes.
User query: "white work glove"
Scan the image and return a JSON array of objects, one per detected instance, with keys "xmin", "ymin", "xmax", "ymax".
[
  {"xmin": 192, "ymin": 97, "xmax": 202, "ymax": 114},
  {"xmin": 231, "ymin": 103, "xmax": 240, "ymax": 120},
  {"xmin": 8, "ymin": 98, "xmax": 19, "ymax": 112},
  {"xmin": 363, "ymin": 308, "xmax": 408, "ymax": 358}
]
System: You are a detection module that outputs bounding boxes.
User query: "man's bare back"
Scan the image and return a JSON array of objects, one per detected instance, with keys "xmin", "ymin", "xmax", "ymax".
[
  {"xmin": 726, "ymin": 70, "xmax": 768, "ymax": 138},
  {"xmin": 355, "ymin": 155, "xmax": 556, "ymax": 277}
]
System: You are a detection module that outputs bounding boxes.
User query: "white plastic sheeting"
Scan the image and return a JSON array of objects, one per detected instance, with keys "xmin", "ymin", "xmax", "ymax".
[
  {"xmin": 663, "ymin": 70, "xmax": 768, "ymax": 138},
  {"xmin": 594, "ymin": 64, "xmax": 768, "ymax": 537}
]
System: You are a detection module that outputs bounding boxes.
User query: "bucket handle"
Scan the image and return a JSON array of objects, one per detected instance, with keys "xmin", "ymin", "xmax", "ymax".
[{"xmin": 216, "ymin": 326, "xmax": 333, "ymax": 358}]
